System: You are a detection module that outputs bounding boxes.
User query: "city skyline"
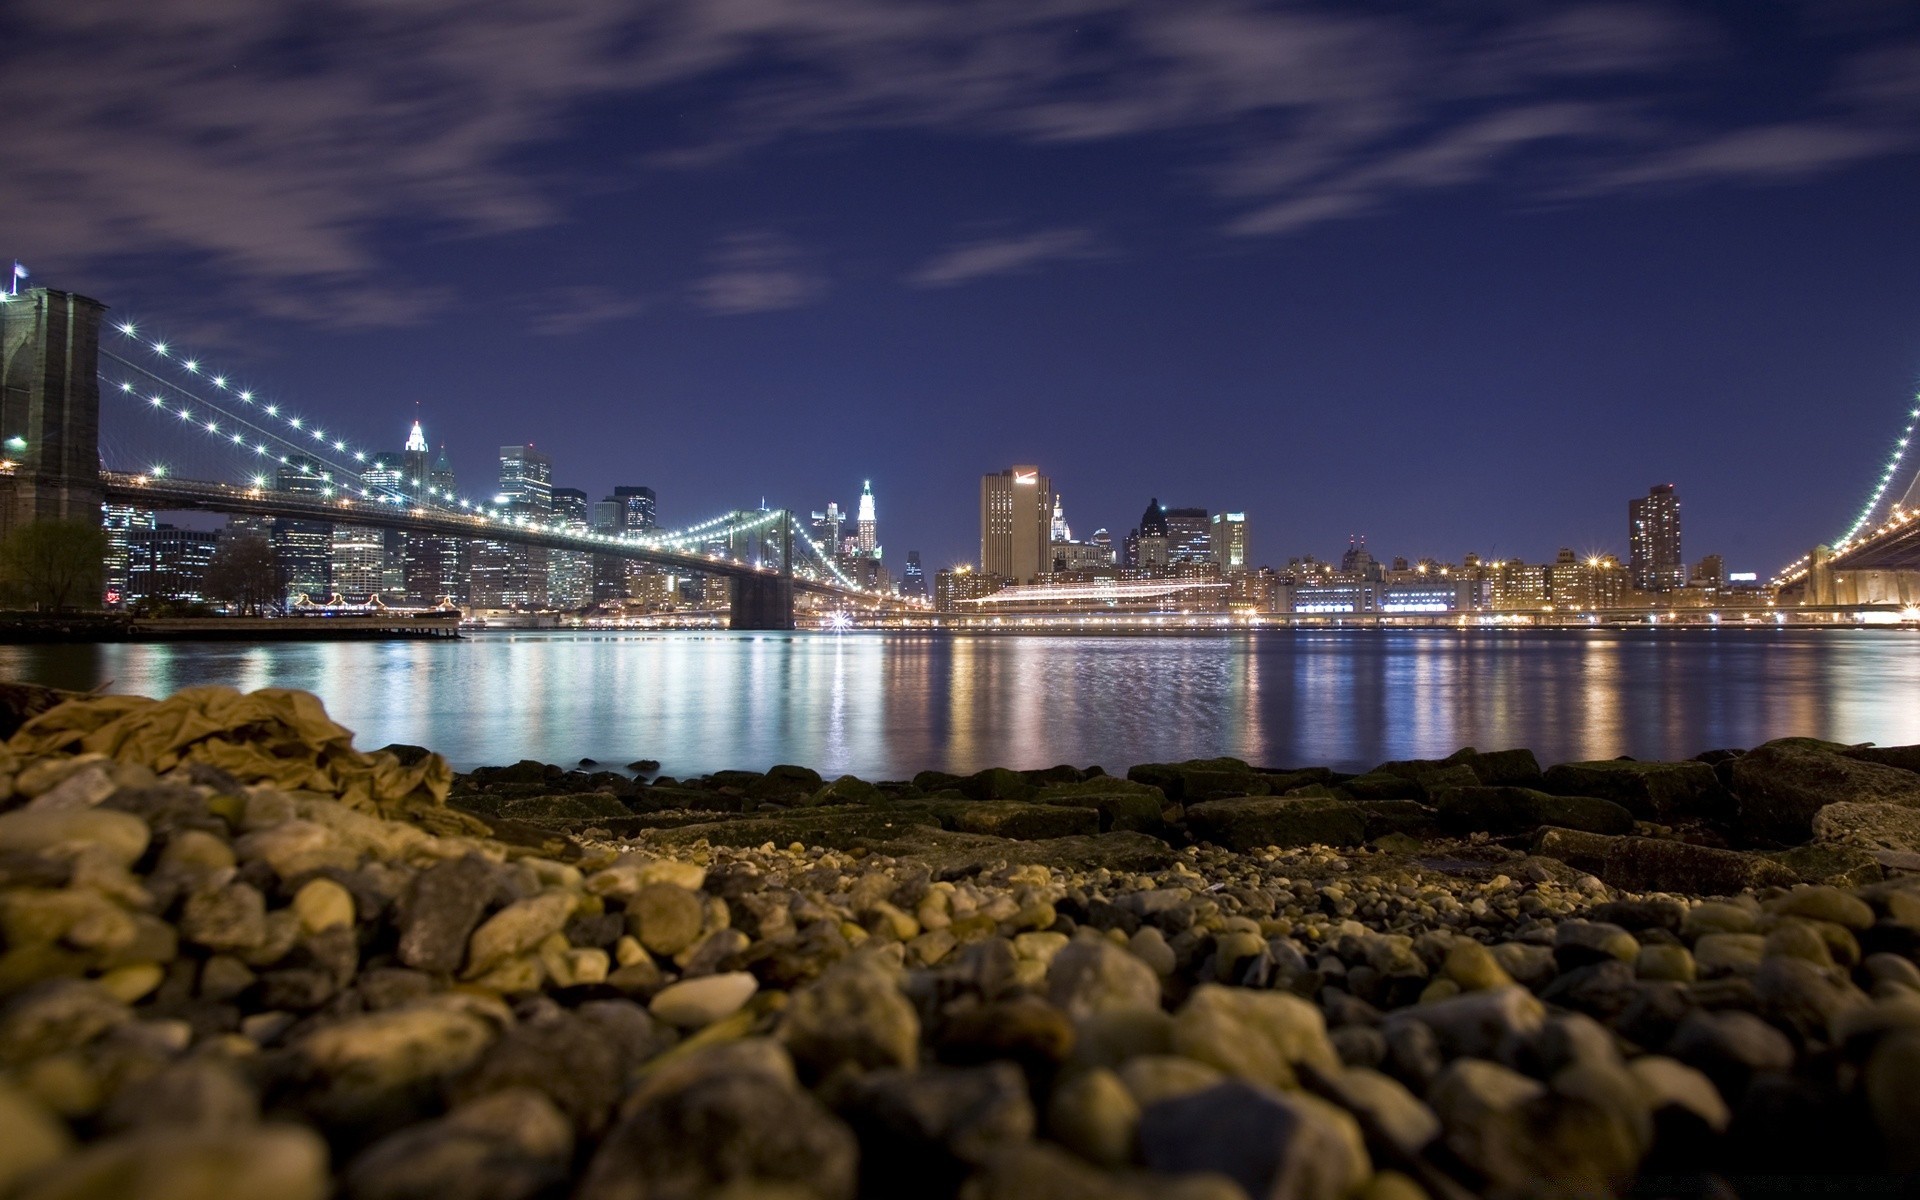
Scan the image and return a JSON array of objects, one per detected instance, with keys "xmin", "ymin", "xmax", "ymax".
[{"xmin": 4, "ymin": 5, "xmax": 1919, "ymax": 573}]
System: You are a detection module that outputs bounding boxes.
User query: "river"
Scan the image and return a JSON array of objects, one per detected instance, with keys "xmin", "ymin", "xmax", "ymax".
[{"xmin": 1, "ymin": 628, "xmax": 1916, "ymax": 778}]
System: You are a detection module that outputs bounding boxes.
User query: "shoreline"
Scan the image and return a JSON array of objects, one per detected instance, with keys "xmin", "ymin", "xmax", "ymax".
[{"xmin": 2, "ymin": 682, "xmax": 1919, "ymax": 1196}]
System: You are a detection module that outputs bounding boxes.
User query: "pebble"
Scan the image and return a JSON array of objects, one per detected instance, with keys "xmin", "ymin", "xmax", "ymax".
[{"xmin": 648, "ymin": 971, "xmax": 758, "ymax": 1028}]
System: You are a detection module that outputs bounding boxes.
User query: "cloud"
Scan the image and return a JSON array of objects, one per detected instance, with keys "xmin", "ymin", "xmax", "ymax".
[
  {"xmin": 909, "ymin": 228, "xmax": 1101, "ymax": 287},
  {"xmin": 1, "ymin": 0, "xmax": 1914, "ymax": 323},
  {"xmin": 691, "ymin": 232, "xmax": 826, "ymax": 314},
  {"xmin": 526, "ymin": 285, "xmax": 649, "ymax": 335}
]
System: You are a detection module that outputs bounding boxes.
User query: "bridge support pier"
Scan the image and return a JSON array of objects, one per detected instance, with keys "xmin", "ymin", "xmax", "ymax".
[
  {"xmin": 730, "ymin": 574, "xmax": 794, "ymax": 630},
  {"xmin": 0, "ymin": 288, "xmax": 106, "ymax": 543}
]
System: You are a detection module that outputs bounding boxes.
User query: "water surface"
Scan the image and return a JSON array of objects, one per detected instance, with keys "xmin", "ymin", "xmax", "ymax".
[{"xmin": 1, "ymin": 629, "xmax": 1915, "ymax": 778}]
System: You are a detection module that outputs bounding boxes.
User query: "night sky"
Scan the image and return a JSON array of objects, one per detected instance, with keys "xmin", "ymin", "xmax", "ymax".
[{"xmin": 5, "ymin": 1, "xmax": 1918, "ymax": 577}]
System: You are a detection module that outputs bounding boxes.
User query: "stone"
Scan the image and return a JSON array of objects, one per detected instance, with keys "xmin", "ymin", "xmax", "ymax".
[
  {"xmin": 806, "ymin": 774, "xmax": 886, "ymax": 806},
  {"xmin": 1541, "ymin": 760, "xmax": 1726, "ymax": 821},
  {"xmin": 1730, "ymin": 742, "xmax": 1920, "ymax": 845},
  {"xmin": 1692, "ymin": 933, "xmax": 1765, "ymax": 978},
  {"xmin": 781, "ymin": 956, "xmax": 919, "ymax": 1075},
  {"xmin": 1866, "ymin": 1029, "xmax": 1920, "ymax": 1171},
  {"xmin": 580, "ymin": 1059, "xmax": 856, "ymax": 1200},
  {"xmin": 290, "ymin": 877, "xmax": 356, "ymax": 934},
  {"xmin": 1815, "ymin": 801, "xmax": 1920, "ymax": 853},
  {"xmin": 0, "ymin": 980, "xmax": 129, "ymax": 1066},
  {"xmin": 100, "ymin": 1057, "xmax": 258, "ymax": 1132},
  {"xmin": 626, "ymin": 883, "xmax": 705, "ymax": 956},
  {"xmin": 1457, "ymin": 748, "xmax": 1545, "ymax": 787},
  {"xmin": 1441, "ymin": 940, "xmax": 1513, "ymax": 992},
  {"xmin": 1128, "ymin": 927, "xmax": 1177, "ymax": 976},
  {"xmin": 940, "ymin": 995, "xmax": 1075, "ymax": 1071},
  {"xmin": 1436, "ymin": 786, "xmax": 1634, "ymax": 836},
  {"xmin": 1169, "ymin": 983, "xmax": 1340, "ymax": 1090},
  {"xmin": 848, "ymin": 1062, "xmax": 1035, "ymax": 1193},
  {"xmin": 397, "ymin": 855, "xmax": 498, "ymax": 974},
  {"xmin": 1037, "ymin": 790, "xmax": 1166, "ymax": 834},
  {"xmin": 463, "ymin": 891, "xmax": 576, "ymax": 978},
  {"xmin": 1046, "ymin": 1068, "xmax": 1140, "ymax": 1167},
  {"xmin": 1184, "ymin": 797, "xmax": 1367, "ymax": 851},
  {"xmin": 1046, "ymin": 936, "xmax": 1162, "ymax": 1018},
  {"xmin": 1115, "ymin": 1055, "xmax": 1227, "ymax": 1107},
  {"xmin": 1553, "ymin": 920, "xmax": 1639, "ymax": 968},
  {"xmin": 1331, "ymin": 1066, "xmax": 1440, "ymax": 1150},
  {"xmin": 345, "ymin": 1087, "xmax": 574, "ymax": 1200},
  {"xmin": 924, "ymin": 800, "xmax": 1098, "ymax": 840},
  {"xmin": 449, "ymin": 1004, "xmax": 665, "ymax": 1134},
  {"xmin": 296, "ymin": 1000, "xmax": 497, "ymax": 1090},
  {"xmin": 648, "ymin": 971, "xmax": 757, "ymax": 1028},
  {"xmin": 15, "ymin": 1125, "xmax": 329, "ymax": 1200},
  {"xmin": 1137, "ymin": 1079, "xmax": 1368, "ymax": 1200},
  {"xmin": 0, "ymin": 1081, "xmax": 72, "ymax": 1195},
  {"xmin": 1636, "ymin": 943, "xmax": 1697, "ymax": 983},
  {"xmin": 1666, "ymin": 1009, "xmax": 1794, "ymax": 1095},
  {"xmin": 1426, "ymin": 1058, "xmax": 1547, "ymax": 1184},
  {"xmin": 1770, "ymin": 884, "xmax": 1877, "ymax": 930},
  {"xmin": 1681, "ymin": 900, "xmax": 1758, "ymax": 938},
  {"xmin": 1385, "ymin": 985, "xmax": 1544, "ymax": 1060},
  {"xmin": 1532, "ymin": 828, "xmax": 1798, "ymax": 894},
  {"xmin": 0, "ymin": 808, "xmax": 151, "ymax": 868},
  {"xmin": 1628, "ymin": 1055, "xmax": 1730, "ymax": 1136}
]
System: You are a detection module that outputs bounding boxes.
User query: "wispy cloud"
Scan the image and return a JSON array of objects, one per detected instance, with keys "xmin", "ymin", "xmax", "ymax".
[
  {"xmin": 526, "ymin": 285, "xmax": 649, "ymax": 336},
  {"xmin": 1, "ymin": 0, "xmax": 1913, "ymax": 323},
  {"xmin": 691, "ymin": 232, "xmax": 826, "ymax": 315},
  {"xmin": 910, "ymin": 228, "xmax": 1102, "ymax": 288}
]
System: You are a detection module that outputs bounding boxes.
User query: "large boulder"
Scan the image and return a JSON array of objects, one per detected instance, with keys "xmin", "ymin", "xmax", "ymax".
[
  {"xmin": 1729, "ymin": 742, "xmax": 1920, "ymax": 845},
  {"xmin": 1436, "ymin": 786, "xmax": 1634, "ymax": 836},
  {"xmin": 1533, "ymin": 828, "xmax": 1799, "ymax": 894},
  {"xmin": 1811, "ymin": 802, "xmax": 1920, "ymax": 854},
  {"xmin": 913, "ymin": 801, "xmax": 1100, "ymax": 840},
  {"xmin": 1034, "ymin": 789, "xmax": 1166, "ymax": 834},
  {"xmin": 1184, "ymin": 797, "xmax": 1367, "ymax": 851},
  {"xmin": 1127, "ymin": 759, "xmax": 1270, "ymax": 803},
  {"xmin": 1849, "ymin": 745, "xmax": 1920, "ymax": 775},
  {"xmin": 1541, "ymin": 760, "xmax": 1727, "ymax": 822}
]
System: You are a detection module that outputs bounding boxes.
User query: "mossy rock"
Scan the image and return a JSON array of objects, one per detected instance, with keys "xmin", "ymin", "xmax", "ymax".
[
  {"xmin": 1034, "ymin": 790, "xmax": 1167, "ymax": 834},
  {"xmin": 960, "ymin": 768, "xmax": 1035, "ymax": 802},
  {"xmin": 1184, "ymin": 797, "xmax": 1367, "ymax": 851},
  {"xmin": 1435, "ymin": 786, "xmax": 1634, "ymax": 836},
  {"xmin": 1541, "ymin": 760, "xmax": 1727, "ymax": 822}
]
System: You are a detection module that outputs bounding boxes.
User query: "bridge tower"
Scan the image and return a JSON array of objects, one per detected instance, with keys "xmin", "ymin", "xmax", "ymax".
[
  {"xmin": 0, "ymin": 288, "xmax": 106, "ymax": 540},
  {"xmin": 729, "ymin": 510, "xmax": 795, "ymax": 631}
]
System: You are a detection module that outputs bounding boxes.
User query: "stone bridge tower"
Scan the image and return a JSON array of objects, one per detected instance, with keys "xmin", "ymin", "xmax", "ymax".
[{"xmin": 0, "ymin": 288, "xmax": 106, "ymax": 540}]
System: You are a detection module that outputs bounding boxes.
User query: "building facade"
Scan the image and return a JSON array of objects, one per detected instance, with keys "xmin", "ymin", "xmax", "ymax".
[
  {"xmin": 1629, "ymin": 483, "xmax": 1684, "ymax": 592},
  {"xmin": 1210, "ymin": 512, "xmax": 1249, "ymax": 574},
  {"xmin": 980, "ymin": 466, "xmax": 1053, "ymax": 583}
]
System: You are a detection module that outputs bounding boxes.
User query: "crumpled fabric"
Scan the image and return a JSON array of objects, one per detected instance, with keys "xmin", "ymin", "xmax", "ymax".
[{"xmin": 7, "ymin": 686, "xmax": 452, "ymax": 814}]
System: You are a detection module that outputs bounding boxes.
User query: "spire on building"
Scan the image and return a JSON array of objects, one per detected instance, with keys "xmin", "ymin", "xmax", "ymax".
[
  {"xmin": 405, "ymin": 420, "xmax": 429, "ymax": 454},
  {"xmin": 856, "ymin": 479, "xmax": 878, "ymax": 557}
]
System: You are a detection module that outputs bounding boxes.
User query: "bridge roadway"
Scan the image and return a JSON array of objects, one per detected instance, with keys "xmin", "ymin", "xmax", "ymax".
[
  {"xmin": 1823, "ymin": 511, "xmax": 1920, "ymax": 572},
  {"xmin": 101, "ymin": 471, "xmax": 878, "ymax": 626}
]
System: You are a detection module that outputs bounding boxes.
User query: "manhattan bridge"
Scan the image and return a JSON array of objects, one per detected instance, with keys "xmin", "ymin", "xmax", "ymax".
[{"xmin": 0, "ymin": 288, "xmax": 905, "ymax": 630}]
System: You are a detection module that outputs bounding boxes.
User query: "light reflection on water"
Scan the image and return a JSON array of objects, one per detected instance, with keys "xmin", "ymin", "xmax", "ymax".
[{"xmin": 0, "ymin": 629, "xmax": 1915, "ymax": 779}]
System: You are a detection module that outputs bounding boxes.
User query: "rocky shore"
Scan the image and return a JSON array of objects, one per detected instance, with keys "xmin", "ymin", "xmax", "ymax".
[{"xmin": 3, "ymin": 684, "xmax": 1920, "ymax": 1198}]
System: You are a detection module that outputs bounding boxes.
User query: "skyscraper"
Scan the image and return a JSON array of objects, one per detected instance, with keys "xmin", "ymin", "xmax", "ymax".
[
  {"xmin": 902, "ymin": 550, "xmax": 927, "ymax": 600},
  {"xmin": 1629, "ymin": 483, "xmax": 1684, "ymax": 592},
  {"xmin": 1165, "ymin": 507, "xmax": 1211, "ymax": 564},
  {"xmin": 1210, "ymin": 512, "xmax": 1249, "ymax": 573},
  {"xmin": 330, "ymin": 524, "xmax": 387, "ymax": 599},
  {"xmin": 1134, "ymin": 499, "xmax": 1171, "ymax": 570},
  {"xmin": 981, "ymin": 466, "xmax": 1053, "ymax": 583},
  {"xmin": 274, "ymin": 456, "xmax": 332, "ymax": 604},
  {"xmin": 101, "ymin": 503, "xmax": 155, "ymax": 606},
  {"xmin": 402, "ymin": 420, "xmax": 430, "ymax": 496},
  {"xmin": 856, "ymin": 480, "xmax": 878, "ymax": 558},
  {"xmin": 474, "ymin": 444, "xmax": 553, "ymax": 607},
  {"xmin": 613, "ymin": 486, "xmax": 657, "ymax": 531},
  {"xmin": 548, "ymin": 486, "xmax": 593, "ymax": 607}
]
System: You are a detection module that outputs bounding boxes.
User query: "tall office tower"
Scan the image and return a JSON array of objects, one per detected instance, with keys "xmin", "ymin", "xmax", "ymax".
[
  {"xmin": 430, "ymin": 444, "xmax": 457, "ymax": 495},
  {"xmin": 363, "ymin": 452, "xmax": 404, "ymax": 495},
  {"xmin": 1210, "ymin": 512, "xmax": 1250, "ymax": 574},
  {"xmin": 486, "ymin": 444, "xmax": 552, "ymax": 607},
  {"xmin": 856, "ymin": 480, "xmax": 878, "ymax": 558},
  {"xmin": 1134, "ymin": 499, "xmax": 1171, "ymax": 570},
  {"xmin": 548, "ymin": 486, "xmax": 593, "ymax": 607},
  {"xmin": 902, "ymin": 550, "xmax": 927, "ymax": 600},
  {"xmin": 1165, "ymin": 506, "xmax": 1211, "ymax": 564},
  {"xmin": 1050, "ymin": 495, "xmax": 1071, "ymax": 544},
  {"xmin": 614, "ymin": 485, "xmax": 657, "ymax": 531},
  {"xmin": 402, "ymin": 420, "xmax": 430, "ymax": 496},
  {"xmin": 126, "ymin": 525, "xmax": 220, "ymax": 606},
  {"xmin": 1629, "ymin": 483, "xmax": 1684, "ymax": 592},
  {"xmin": 101, "ymin": 503, "xmax": 155, "ymax": 606},
  {"xmin": 981, "ymin": 466, "xmax": 1054, "ymax": 583},
  {"xmin": 330, "ymin": 524, "xmax": 387, "ymax": 599},
  {"xmin": 810, "ymin": 502, "xmax": 843, "ymax": 558},
  {"xmin": 273, "ymin": 456, "xmax": 333, "ymax": 603}
]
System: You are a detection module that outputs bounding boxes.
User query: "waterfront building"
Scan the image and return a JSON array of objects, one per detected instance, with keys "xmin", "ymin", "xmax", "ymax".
[
  {"xmin": 980, "ymin": 466, "xmax": 1053, "ymax": 583},
  {"xmin": 1166, "ymin": 506, "xmax": 1211, "ymax": 565},
  {"xmin": 1692, "ymin": 554, "xmax": 1724, "ymax": 588},
  {"xmin": 101, "ymin": 503, "xmax": 154, "ymax": 607},
  {"xmin": 856, "ymin": 480, "xmax": 879, "ymax": 559},
  {"xmin": 273, "ymin": 456, "xmax": 332, "ymax": 604},
  {"xmin": 1489, "ymin": 560, "xmax": 1550, "ymax": 611},
  {"xmin": 901, "ymin": 551, "xmax": 927, "ymax": 601},
  {"xmin": 478, "ymin": 444, "xmax": 552, "ymax": 607},
  {"xmin": 548, "ymin": 486, "xmax": 593, "ymax": 607},
  {"xmin": 330, "ymin": 524, "xmax": 387, "ymax": 600},
  {"xmin": 1134, "ymin": 499, "xmax": 1171, "ymax": 570},
  {"xmin": 935, "ymin": 566, "xmax": 1006, "ymax": 611},
  {"xmin": 1630, "ymin": 483, "xmax": 1684, "ymax": 592},
  {"xmin": 1051, "ymin": 540, "xmax": 1116, "ymax": 571},
  {"xmin": 1210, "ymin": 512, "xmax": 1249, "ymax": 574},
  {"xmin": 127, "ymin": 525, "xmax": 219, "ymax": 606}
]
